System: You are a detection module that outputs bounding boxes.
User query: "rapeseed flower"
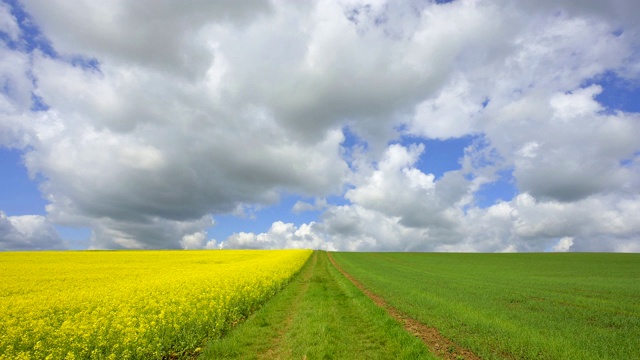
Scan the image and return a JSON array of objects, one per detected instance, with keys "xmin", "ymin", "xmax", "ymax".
[{"xmin": 0, "ymin": 249, "xmax": 311, "ymax": 359}]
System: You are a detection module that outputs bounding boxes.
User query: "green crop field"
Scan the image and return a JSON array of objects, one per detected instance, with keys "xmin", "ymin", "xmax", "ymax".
[{"xmin": 331, "ymin": 252, "xmax": 640, "ymax": 360}]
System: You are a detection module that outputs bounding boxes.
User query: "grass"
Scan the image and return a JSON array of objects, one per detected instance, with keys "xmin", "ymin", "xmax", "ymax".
[
  {"xmin": 200, "ymin": 251, "xmax": 435, "ymax": 359},
  {"xmin": 331, "ymin": 252, "xmax": 640, "ymax": 360}
]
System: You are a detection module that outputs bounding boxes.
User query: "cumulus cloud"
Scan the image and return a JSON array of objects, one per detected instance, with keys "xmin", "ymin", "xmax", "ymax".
[
  {"xmin": 226, "ymin": 145, "xmax": 640, "ymax": 252},
  {"xmin": 231, "ymin": 190, "xmax": 640, "ymax": 253},
  {"xmin": 180, "ymin": 230, "xmax": 208, "ymax": 250},
  {"xmin": 1, "ymin": 0, "xmax": 639, "ymax": 250},
  {"xmin": 506, "ymin": 86, "xmax": 640, "ymax": 202},
  {"xmin": 0, "ymin": 211, "xmax": 66, "ymax": 250},
  {"xmin": 88, "ymin": 215, "xmax": 216, "ymax": 250},
  {"xmin": 552, "ymin": 237, "xmax": 574, "ymax": 252},
  {"xmin": 19, "ymin": 0, "xmax": 274, "ymax": 79},
  {"xmin": 345, "ymin": 143, "xmax": 472, "ymax": 231},
  {"xmin": 222, "ymin": 221, "xmax": 333, "ymax": 250}
]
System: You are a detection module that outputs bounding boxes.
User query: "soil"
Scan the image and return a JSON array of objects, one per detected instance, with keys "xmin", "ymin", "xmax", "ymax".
[{"xmin": 326, "ymin": 252, "xmax": 482, "ymax": 360}]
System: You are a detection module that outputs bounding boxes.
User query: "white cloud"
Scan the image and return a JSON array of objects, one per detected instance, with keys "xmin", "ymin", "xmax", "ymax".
[
  {"xmin": 228, "ymin": 190, "xmax": 640, "ymax": 252},
  {"xmin": 180, "ymin": 230, "xmax": 208, "ymax": 250},
  {"xmin": 203, "ymin": 239, "xmax": 220, "ymax": 250},
  {"xmin": 1, "ymin": 0, "xmax": 639, "ymax": 250},
  {"xmin": 225, "ymin": 143, "xmax": 640, "ymax": 252},
  {"xmin": 552, "ymin": 237, "xmax": 574, "ymax": 252},
  {"xmin": 20, "ymin": 0, "xmax": 273, "ymax": 79},
  {"xmin": 0, "ymin": 2, "xmax": 20, "ymax": 42},
  {"xmin": 319, "ymin": 204, "xmax": 432, "ymax": 252},
  {"xmin": 292, "ymin": 197, "xmax": 327, "ymax": 214},
  {"xmin": 0, "ymin": 36, "xmax": 33, "ymax": 121},
  {"xmin": 410, "ymin": 74, "xmax": 485, "ymax": 139},
  {"xmin": 221, "ymin": 221, "xmax": 333, "ymax": 250},
  {"xmin": 87, "ymin": 215, "xmax": 215, "ymax": 250},
  {"xmin": 0, "ymin": 211, "xmax": 66, "ymax": 250},
  {"xmin": 345, "ymin": 143, "xmax": 474, "ymax": 233}
]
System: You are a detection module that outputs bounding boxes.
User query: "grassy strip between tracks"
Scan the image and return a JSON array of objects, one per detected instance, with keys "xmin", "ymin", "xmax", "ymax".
[
  {"xmin": 200, "ymin": 251, "xmax": 435, "ymax": 359},
  {"xmin": 331, "ymin": 252, "xmax": 640, "ymax": 360}
]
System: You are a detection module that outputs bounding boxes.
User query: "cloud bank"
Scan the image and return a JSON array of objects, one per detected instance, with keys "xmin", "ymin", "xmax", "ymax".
[
  {"xmin": 1, "ymin": 0, "xmax": 639, "ymax": 251},
  {"xmin": 0, "ymin": 211, "xmax": 65, "ymax": 250}
]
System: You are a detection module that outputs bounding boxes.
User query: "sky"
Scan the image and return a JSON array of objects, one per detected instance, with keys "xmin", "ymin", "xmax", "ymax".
[{"xmin": 1, "ymin": 0, "xmax": 639, "ymax": 252}]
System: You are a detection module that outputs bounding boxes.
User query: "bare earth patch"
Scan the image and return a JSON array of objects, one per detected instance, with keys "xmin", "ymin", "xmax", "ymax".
[{"xmin": 327, "ymin": 252, "xmax": 481, "ymax": 360}]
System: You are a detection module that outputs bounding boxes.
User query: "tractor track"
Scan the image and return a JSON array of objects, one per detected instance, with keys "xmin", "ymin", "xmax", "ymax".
[{"xmin": 327, "ymin": 252, "xmax": 481, "ymax": 360}]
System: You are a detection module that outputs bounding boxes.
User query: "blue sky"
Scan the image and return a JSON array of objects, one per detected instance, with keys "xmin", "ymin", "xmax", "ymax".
[
  {"xmin": 1, "ymin": 149, "xmax": 46, "ymax": 215},
  {"xmin": 1, "ymin": 0, "xmax": 640, "ymax": 252}
]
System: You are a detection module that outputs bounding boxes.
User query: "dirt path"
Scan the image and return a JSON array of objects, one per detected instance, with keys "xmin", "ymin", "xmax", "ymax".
[{"xmin": 327, "ymin": 252, "xmax": 481, "ymax": 360}]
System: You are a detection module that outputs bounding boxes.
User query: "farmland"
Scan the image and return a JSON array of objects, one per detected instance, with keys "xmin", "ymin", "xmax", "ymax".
[
  {"xmin": 202, "ymin": 251, "xmax": 434, "ymax": 359},
  {"xmin": 331, "ymin": 252, "xmax": 640, "ymax": 360},
  {"xmin": 0, "ymin": 249, "xmax": 311, "ymax": 359},
  {"xmin": 2, "ymin": 250, "xmax": 638, "ymax": 359}
]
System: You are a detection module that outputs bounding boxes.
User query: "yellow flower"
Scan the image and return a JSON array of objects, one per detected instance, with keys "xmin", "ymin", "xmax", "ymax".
[{"xmin": 0, "ymin": 249, "xmax": 311, "ymax": 359}]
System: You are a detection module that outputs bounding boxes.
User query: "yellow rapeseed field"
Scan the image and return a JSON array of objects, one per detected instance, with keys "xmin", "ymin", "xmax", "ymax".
[{"xmin": 0, "ymin": 249, "xmax": 312, "ymax": 359}]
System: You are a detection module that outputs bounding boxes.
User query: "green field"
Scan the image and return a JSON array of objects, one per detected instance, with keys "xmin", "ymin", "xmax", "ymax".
[{"xmin": 331, "ymin": 252, "xmax": 640, "ymax": 360}]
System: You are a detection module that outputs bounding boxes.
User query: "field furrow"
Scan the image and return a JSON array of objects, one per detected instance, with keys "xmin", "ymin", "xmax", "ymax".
[{"xmin": 327, "ymin": 251, "xmax": 480, "ymax": 360}]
